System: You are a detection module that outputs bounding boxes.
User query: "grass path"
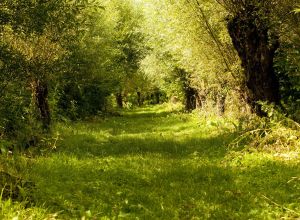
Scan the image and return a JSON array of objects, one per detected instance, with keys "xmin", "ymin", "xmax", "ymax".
[{"xmin": 27, "ymin": 106, "xmax": 300, "ymax": 219}]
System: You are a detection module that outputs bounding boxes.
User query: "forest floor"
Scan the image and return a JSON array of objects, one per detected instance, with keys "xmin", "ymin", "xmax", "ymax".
[{"xmin": 2, "ymin": 105, "xmax": 300, "ymax": 219}]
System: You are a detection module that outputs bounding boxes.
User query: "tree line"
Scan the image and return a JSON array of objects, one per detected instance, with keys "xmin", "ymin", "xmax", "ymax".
[{"xmin": 0, "ymin": 0, "xmax": 299, "ymax": 144}]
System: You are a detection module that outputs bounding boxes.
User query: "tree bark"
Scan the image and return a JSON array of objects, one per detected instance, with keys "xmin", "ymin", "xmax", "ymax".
[
  {"xmin": 33, "ymin": 79, "xmax": 51, "ymax": 130},
  {"xmin": 227, "ymin": 4, "xmax": 280, "ymax": 116},
  {"xmin": 155, "ymin": 91, "xmax": 160, "ymax": 104},
  {"xmin": 185, "ymin": 87, "xmax": 197, "ymax": 112},
  {"xmin": 137, "ymin": 91, "xmax": 143, "ymax": 106},
  {"xmin": 116, "ymin": 92, "xmax": 123, "ymax": 108},
  {"xmin": 174, "ymin": 67, "xmax": 198, "ymax": 112}
]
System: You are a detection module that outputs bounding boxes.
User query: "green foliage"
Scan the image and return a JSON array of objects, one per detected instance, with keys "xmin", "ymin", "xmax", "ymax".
[
  {"xmin": 54, "ymin": 0, "xmax": 151, "ymax": 117},
  {"xmin": 274, "ymin": 42, "xmax": 300, "ymax": 121},
  {"xmin": 0, "ymin": 0, "xmax": 83, "ymax": 135},
  {"xmin": 230, "ymin": 103, "xmax": 300, "ymax": 152},
  {"xmin": 139, "ymin": 0, "xmax": 242, "ymax": 113},
  {"xmin": 57, "ymin": 81, "xmax": 111, "ymax": 120}
]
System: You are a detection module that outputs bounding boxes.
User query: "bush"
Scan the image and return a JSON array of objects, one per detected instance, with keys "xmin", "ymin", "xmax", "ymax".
[{"xmin": 56, "ymin": 82, "xmax": 110, "ymax": 120}]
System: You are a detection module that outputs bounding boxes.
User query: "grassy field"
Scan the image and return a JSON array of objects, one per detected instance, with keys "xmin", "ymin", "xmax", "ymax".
[{"xmin": 2, "ymin": 105, "xmax": 300, "ymax": 219}]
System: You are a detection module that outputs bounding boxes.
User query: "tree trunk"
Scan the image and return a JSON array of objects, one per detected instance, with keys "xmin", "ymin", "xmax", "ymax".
[
  {"xmin": 185, "ymin": 87, "xmax": 197, "ymax": 112},
  {"xmin": 227, "ymin": 4, "xmax": 280, "ymax": 116},
  {"xmin": 217, "ymin": 94, "xmax": 226, "ymax": 116},
  {"xmin": 116, "ymin": 93, "xmax": 123, "ymax": 108},
  {"xmin": 196, "ymin": 90, "xmax": 207, "ymax": 109},
  {"xmin": 137, "ymin": 91, "xmax": 143, "ymax": 107},
  {"xmin": 33, "ymin": 79, "xmax": 51, "ymax": 130},
  {"xmin": 155, "ymin": 91, "xmax": 160, "ymax": 104},
  {"xmin": 174, "ymin": 67, "xmax": 198, "ymax": 112}
]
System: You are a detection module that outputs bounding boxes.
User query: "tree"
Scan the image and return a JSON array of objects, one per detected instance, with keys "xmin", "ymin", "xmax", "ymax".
[
  {"xmin": 110, "ymin": 0, "xmax": 147, "ymax": 108},
  {"xmin": 223, "ymin": 0, "xmax": 280, "ymax": 115},
  {"xmin": 56, "ymin": 1, "xmax": 119, "ymax": 119},
  {"xmin": 139, "ymin": 0, "xmax": 241, "ymax": 113},
  {"xmin": 0, "ymin": 0, "xmax": 86, "ymax": 130},
  {"xmin": 0, "ymin": 0, "xmax": 97, "ymax": 135}
]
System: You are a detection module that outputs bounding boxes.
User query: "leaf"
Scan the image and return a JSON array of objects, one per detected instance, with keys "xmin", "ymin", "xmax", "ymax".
[
  {"xmin": 85, "ymin": 210, "xmax": 92, "ymax": 217},
  {"xmin": 294, "ymin": 6, "xmax": 300, "ymax": 13}
]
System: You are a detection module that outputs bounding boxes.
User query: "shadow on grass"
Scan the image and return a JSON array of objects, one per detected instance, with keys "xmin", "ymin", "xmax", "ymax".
[
  {"xmin": 123, "ymin": 109, "xmax": 175, "ymax": 118},
  {"xmin": 30, "ymin": 108, "xmax": 300, "ymax": 219},
  {"xmin": 69, "ymin": 108, "xmax": 188, "ymax": 136},
  {"xmin": 31, "ymin": 153, "xmax": 300, "ymax": 219},
  {"xmin": 57, "ymin": 131, "xmax": 235, "ymax": 160}
]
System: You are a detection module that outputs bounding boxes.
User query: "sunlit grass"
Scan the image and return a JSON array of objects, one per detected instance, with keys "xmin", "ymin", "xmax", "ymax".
[
  {"xmin": 3, "ymin": 104, "xmax": 300, "ymax": 219},
  {"xmin": 0, "ymin": 199, "xmax": 55, "ymax": 220}
]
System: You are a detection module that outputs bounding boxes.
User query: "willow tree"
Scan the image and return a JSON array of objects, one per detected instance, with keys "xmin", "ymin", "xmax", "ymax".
[
  {"xmin": 0, "ymin": 0, "xmax": 93, "ymax": 131},
  {"xmin": 140, "ymin": 0, "xmax": 240, "ymax": 113},
  {"xmin": 106, "ymin": 0, "xmax": 146, "ymax": 108},
  {"xmin": 219, "ymin": 0, "xmax": 281, "ymax": 115},
  {"xmin": 184, "ymin": 0, "xmax": 241, "ymax": 113}
]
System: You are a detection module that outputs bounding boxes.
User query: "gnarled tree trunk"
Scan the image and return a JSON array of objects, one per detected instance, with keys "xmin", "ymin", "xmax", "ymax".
[{"xmin": 227, "ymin": 4, "xmax": 280, "ymax": 116}]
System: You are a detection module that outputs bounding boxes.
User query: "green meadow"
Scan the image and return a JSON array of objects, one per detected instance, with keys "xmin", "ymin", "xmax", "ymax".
[{"xmin": 2, "ymin": 105, "xmax": 300, "ymax": 219}]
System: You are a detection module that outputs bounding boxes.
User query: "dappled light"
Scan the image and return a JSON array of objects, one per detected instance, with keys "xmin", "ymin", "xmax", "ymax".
[
  {"xmin": 27, "ymin": 106, "xmax": 300, "ymax": 219},
  {"xmin": 0, "ymin": 0, "xmax": 299, "ymax": 219}
]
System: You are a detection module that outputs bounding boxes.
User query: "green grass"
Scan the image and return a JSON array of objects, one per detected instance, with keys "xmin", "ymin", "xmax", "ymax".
[{"xmin": 3, "ymin": 105, "xmax": 300, "ymax": 219}]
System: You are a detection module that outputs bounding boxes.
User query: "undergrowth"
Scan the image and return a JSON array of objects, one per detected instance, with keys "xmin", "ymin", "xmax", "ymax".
[{"xmin": 229, "ymin": 104, "xmax": 300, "ymax": 154}]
